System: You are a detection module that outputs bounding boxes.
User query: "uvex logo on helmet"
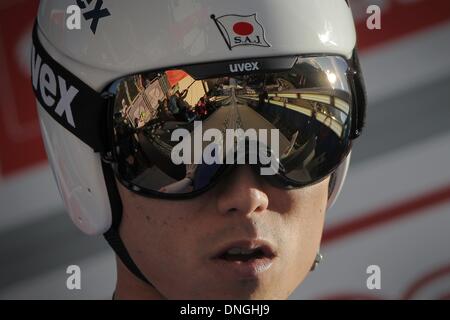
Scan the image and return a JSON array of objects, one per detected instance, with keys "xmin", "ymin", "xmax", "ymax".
[
  {"xmin": 31, "ymin": 45, "xmax": 78, "ymax": 128},
  {"xmin": 211, "ymin": 14, "xmax": 271, "ymax": 51}
]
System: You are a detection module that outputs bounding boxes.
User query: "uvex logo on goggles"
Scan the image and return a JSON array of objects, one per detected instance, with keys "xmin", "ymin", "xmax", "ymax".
[
  {"xmin": 229, "ymin": 62, "xmax": 260, "ymax": 73},
  {"xmin": 31, "ymin": 44, "xmax": 79, "ymax": 128}
]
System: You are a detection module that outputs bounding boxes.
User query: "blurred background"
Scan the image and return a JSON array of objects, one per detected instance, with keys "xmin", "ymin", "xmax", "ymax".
[{"xmin": 0, "ymin": 0, "xmax": 449, "ymax": 299}]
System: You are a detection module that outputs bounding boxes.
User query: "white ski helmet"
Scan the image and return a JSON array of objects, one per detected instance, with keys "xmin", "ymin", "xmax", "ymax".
[{"xmin": 32, "ymin": 0, "xmax": 366, "ymax": 280}]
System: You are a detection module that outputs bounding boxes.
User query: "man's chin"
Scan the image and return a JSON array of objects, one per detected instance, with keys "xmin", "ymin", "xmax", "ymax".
[{"xmin": 188, "ymin": 281, "xmax": 288, "ymax": 300}]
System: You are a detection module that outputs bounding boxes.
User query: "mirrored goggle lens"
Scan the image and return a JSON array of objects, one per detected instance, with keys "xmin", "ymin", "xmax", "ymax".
[{"xmin": 110, "ymin": 56, "xmax": 353, "ymax": 196}]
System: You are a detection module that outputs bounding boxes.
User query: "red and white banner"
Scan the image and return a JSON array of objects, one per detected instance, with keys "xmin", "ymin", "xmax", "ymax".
[{"xmin": 292, "ymin": 133, "xmax": 450, "ymax": 300}]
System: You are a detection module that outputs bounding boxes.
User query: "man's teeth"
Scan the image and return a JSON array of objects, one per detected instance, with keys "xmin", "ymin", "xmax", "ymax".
[{"xmin": 227, "ymin": 247, "xmax": 257, "ymax": 255}]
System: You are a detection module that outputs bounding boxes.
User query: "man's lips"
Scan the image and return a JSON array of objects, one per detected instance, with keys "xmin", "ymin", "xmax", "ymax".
[
  {"xmin": 210, "ymin": 239, "xmax": 277, "ymax": 279},
  {"xmin": 211, "ymin": 239, "xmax": 277, "ymax": 260}
]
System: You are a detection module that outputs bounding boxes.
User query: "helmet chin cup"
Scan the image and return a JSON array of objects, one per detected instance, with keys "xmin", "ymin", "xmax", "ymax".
[{"xmin": 38, "ymin": 106, "xmax": 112, "ymax": 235}]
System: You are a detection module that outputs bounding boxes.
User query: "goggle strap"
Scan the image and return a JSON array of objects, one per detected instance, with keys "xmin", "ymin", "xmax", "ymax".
[{"xmin": 31, "ymin": 21, "xmax": 107, "ymax": 153}]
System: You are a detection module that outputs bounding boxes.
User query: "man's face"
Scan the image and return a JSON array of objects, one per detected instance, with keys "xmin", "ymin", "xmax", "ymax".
[{"xmin": 117, "ymin": 166, "xmax": 329, "ymax": 299}]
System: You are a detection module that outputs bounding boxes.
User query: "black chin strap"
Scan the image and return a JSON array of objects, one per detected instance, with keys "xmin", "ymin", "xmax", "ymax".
[{"xmin": 101, "ymin": 161, "xmax": 153, "ymax": 286}]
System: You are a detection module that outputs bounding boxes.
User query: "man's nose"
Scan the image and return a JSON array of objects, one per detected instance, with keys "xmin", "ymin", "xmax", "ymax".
[{"xmin": 216, "ymin": 166, "xmax": 269, "ymax": 216}]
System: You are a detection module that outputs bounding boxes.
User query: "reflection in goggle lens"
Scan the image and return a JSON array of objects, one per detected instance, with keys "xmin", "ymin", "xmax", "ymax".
[{"xmin": 111, "ymin": 56, "xmax": 352, "ymax": 197}]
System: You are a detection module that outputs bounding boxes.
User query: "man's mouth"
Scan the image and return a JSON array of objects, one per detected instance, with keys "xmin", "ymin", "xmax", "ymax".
[
  {"xmin": 210, "ymin": 240, "xmax": 277, "ymax": 279},
  {"xmin": 214, "ymin": 242, "xmax": 275, "ymax": 261},
  {"xmin": 219, "ymin": 247, "xmax": 268, "ymax": 261}
]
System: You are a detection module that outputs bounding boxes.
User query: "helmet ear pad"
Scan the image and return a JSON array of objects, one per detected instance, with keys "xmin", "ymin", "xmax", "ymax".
[
  {"xmin": 327, "ymin": 152, "xmax": 351, "ymax": 210},
  {"xmin": 37, "ymin": 105, "xmax": 113, "ymax": 235}
]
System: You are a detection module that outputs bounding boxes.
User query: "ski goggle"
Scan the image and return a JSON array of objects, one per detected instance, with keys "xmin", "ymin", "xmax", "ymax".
[
  {"xmin": 31, "ymin": 24, "xmax": 366, "ymax": 200},
  {"xmin": 105, "ymin": 56, "xmax": 361, "ymax": 199}
]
